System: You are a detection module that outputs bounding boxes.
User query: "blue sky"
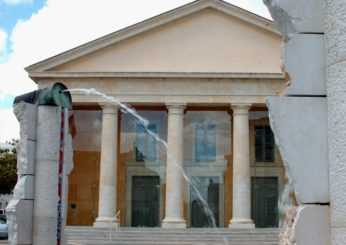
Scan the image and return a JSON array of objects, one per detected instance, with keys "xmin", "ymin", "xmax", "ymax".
[
  {"xmin": 0, "ymin": 0, "xmax": 46, "ymax": 40},
  {"xmin": 0, "ymin": 0, "xmax": 271, "ymax": 142},
  {"xmin": 0, "ymin": 0, "xmax": 45, "ymax": 109}
]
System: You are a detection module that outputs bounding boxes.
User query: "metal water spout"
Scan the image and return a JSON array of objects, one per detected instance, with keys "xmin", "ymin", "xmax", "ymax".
[{"xmin": 13, "ymin": 82, "xmax": 72, "ymax": 109}]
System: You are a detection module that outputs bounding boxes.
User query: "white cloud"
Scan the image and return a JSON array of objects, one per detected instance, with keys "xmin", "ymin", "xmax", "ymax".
[
  {"xmin": 2, "ymin": 0, "xmax": 32, "ymax": 5},
  {"xmin": 0, "ymin": 108, "xmax": 19, "ymax": 142},
  {"xmin": 227, "ymin": 0, "xmax": 271, "ymax": 19},
  {"xmin": 0, "ymin": 0, "xmax": 270, "ymax": 96},
  {"xmin": 0, "ymin": 29, "xmax": 7, "ymax": 52},
  {"xmin": 0, "ymin": 0, "xmax": 270, "ymax": 142}
]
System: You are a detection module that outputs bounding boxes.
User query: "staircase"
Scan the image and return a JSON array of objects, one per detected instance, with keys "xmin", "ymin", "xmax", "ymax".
[{"xmin": 65, "ymin": 226, "xmax": 280, "ymax": 245}]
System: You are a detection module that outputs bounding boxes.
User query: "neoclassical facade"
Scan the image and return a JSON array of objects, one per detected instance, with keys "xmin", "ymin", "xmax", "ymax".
[{"xmin": 26, "ymin": 0, "xmax": 286, "ymax": 229}]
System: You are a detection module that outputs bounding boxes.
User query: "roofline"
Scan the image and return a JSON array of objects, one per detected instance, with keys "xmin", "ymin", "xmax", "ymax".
[
  {"xmin": 25, "ymin": 0, "xmax": 280, "ymax": 73},
  {"xmin": 28, "ymin": 71, "xmax": 285, "ymax": 82}
]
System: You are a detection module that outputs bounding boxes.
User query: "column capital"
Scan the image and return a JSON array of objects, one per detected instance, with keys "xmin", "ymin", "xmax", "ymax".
[
  {"xmin": 231, "ymin": 104, "xmax": 252, "ymax": 115},
  {"xmin": 165, "ymin": 103, "xmax": 186, "ymax": 115},
  {"xmin": 99, "ymin": 103, "xmax": 119, "ymax": 114}
]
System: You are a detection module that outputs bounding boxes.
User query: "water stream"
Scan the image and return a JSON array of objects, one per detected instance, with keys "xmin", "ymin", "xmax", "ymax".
[
  {"xmin": 277, "ymin": 170, "xmax": 294, "ymax": 227},
  {"xmin": 66, "ymin": 88, "xmax": 229, "ymax": 244}
]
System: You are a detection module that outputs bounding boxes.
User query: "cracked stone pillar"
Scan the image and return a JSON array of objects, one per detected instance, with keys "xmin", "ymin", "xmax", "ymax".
[
  {"xmin": 229, "ymin": 104, "xmax": 254, "ymax": 229},
  {"xmin": 33, "ymin": 106, "xmax": 69, "ymax": 245},
  {"xmin": 264, "ymin": 0, "xmax": 333, "ymax": 244},
  {"xmin": 7, "ymin": 102, "xmax": 37, "ymax": 245},
  {"xmin": 94, "ymin": 103, "xmax": 119, "ymax": 228},
  {"xmin": 162, "ymin": 103, "xmax": 186, "ymax": 228}
]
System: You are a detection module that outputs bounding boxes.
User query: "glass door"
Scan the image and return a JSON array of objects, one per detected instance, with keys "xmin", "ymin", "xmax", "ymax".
[
  {"xmin": 131, "ymin": 176, "xmax": 159, "ymax": 227},
  {"xmin": 251, "ymin": 177, "xmax": 278, "ymax": 228},
  {"xmin": 190, "ymin": 176, "xmax": 220, "ymax": 228}
]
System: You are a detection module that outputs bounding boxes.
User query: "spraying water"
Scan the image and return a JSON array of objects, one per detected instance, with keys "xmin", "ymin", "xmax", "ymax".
[
  {"xmin": 66, "ymin": 88, "xmax": 229, "ymax": 245},
  {"xmin": 277, "ymin": 170, "xmax": 295, "ymax": 227}
]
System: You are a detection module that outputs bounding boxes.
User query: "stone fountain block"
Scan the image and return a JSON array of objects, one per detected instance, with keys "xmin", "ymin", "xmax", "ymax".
[
  {"xmin": 16, "ymin": 139, "xmax": 36, "ymax": 175},
  {"xmin": 264, "ymin": 0, "xmax": 324, "ymax": 36},
  {"xmin": 284, "ymin": 34, "xmax": 325, "ymax": 96},
  {"xmin": 13, "ymin": 175, "xmax": 35, "ymax": 200},
  {"xmin": 35, "ymin": 106, "xmax": 61, "ymax": 162},
  {"xmin": 266, "ymin": 97, "xmax": 329, "ymax": 204},
  {"xmin": 291, "ymin": 205, "xmax": 330, "ymax": 245},
  {"xmin": 6, "ymin": 199, "xmax": 33, "ymax": 245},
  {"xmin": 13, "ymin": 102, "xmax": 37, "ymax": 141},
  {"xmin": 33, "ymin": 106, "xmax": 64, "ymax": 245}
]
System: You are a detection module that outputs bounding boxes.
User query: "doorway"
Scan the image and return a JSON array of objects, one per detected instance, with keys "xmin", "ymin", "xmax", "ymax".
[
  {"xmin": 190, "ymin": 177, "xmax": 220, "ymax": 228},
  {"xmin": 251, "ymin": 177, "xmax": 278, "ymax": 228},
  {"xmin": 131, "ymin": 176, "xmax": 159, "ymax": 227}
]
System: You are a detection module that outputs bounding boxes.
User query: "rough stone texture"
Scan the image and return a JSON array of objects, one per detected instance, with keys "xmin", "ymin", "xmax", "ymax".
[
  {"xmin": 325, "ymin": 2, "xmax": 346, "ymax": 244},
  {"xmin": 326, "ymin": 63, "xmax": 346, "ymax": 228},
  {"xmin": 284, "ymin": 34, "xmax": 326, "ymax": 96},
  {"xmin": 33, "ymin": 106, "xmax": 61, "ymax": 245},
  {"xmin": 266, "ymin": 97, "xmax": 329, "ymax": 204},
  {"xmin": 16, "ymin": 140, "xmax": 36, "ymax": 175},
  {"xmin": 291, "ymin": 205, "xmax": 331, "ymax": 245},
  {"xmin": 264, "ymin": 0, "xmax": 324, "ymax": 36},
  {"xmin": 12, "ymin": 175, "xmax": 34, "ymax": 200},
  {"xmin": 325, "ymin": 0, "xmax": 346, "ymax": 66},
  {"xmin": 331, "ymin": 228, "xmax": 346, "ymax": 245},
  {"xmin": 33, "ymin": 217, "xmax": 58, "ymax": 245},
  {"xmin": 279, "ymin": 206, "xmax": 298, "ymax": 245},
  {"xmin": 13, "ymin": 103, "xmax": 37, "ymax": 141},
  {"xmin": 6, "ymin": 199, "xmax": 34, "ymax": 244}
]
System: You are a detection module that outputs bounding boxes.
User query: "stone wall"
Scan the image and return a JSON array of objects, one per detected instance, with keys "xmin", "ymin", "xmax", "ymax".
[{"xmin": 264, "ymin": 0, "xmax": 346, "ymax": 244}]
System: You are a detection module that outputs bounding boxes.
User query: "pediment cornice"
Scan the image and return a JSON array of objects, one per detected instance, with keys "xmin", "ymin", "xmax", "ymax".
[{"xmin": 26, "ymin": 0, "xmax": 279, "ymax": 75}]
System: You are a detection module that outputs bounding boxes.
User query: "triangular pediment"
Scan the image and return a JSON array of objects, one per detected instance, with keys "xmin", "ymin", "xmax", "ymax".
[{"xmin": 26, "ymin": 0, "xmax": 282, "ymax": 75}]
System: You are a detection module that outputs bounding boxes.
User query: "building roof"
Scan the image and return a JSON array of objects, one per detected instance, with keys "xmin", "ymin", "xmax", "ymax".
[{"xmin": 26, "ymin": 0, "xmax": 279, "ymax": 76}]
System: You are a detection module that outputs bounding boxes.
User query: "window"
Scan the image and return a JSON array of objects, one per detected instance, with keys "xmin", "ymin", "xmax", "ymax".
[
  {"xmin": 255, "ymin": 125, "xmax": 274, "ymax": 162},
  {"xmin": 135, "ymin": 124, "xmax": 157, "ymax": 161},
  {"xmin": 195, "ymin": 123, "xmax": 216, "ymax": 162}
]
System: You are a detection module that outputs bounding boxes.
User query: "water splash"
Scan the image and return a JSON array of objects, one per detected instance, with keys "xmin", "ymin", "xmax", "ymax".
[
  {"xmin": 66, "ymin": 88, "xmax": 229, "ymax": 245},
  {"xmin": 277, "ymin": 171, "xmax": 294, "ymax": 227}
]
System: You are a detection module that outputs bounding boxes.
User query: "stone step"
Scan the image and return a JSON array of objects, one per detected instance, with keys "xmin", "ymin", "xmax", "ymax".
[
  {"xmin": 67, "ymin": 241, "xmax": 278, "ymax": 245},
  {"xmin": 65, "ymin": 227, "xmax": 279, "ymax": 234},
  {"xmin": 65, "ymin": 226, "xmax": 279, "ymax": 245}
]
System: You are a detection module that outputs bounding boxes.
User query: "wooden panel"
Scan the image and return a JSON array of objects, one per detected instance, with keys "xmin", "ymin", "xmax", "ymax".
[
  {"xmin": 224, "ymin": 155, "xmax": 233, "ymax": 227},
  {"xmin": 67, "ymin": 151, "xmax": 100, "ymax": 226}
]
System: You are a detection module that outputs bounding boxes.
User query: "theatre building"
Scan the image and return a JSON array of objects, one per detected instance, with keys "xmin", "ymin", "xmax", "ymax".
[{"xmin": 26, "ymin": 0, "xmax": 287, "ymax": 229}]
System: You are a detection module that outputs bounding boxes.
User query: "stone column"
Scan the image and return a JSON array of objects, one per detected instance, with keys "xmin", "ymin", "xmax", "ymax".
[
  {"xmin": 94, "ymin": 104, "xmax": 119, "ymax": 228},
  {"xmin": 162, "ymin": 103, "xmax": 186, "ymax": 228},
  {"xmin": 229, "ymin": 104, "xmax": 255, "ymax": 229}
]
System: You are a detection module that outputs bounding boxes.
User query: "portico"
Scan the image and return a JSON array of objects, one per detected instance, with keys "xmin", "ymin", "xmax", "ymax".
[
  {"xmin": 25, "ymin": 0, "xmax": 286, "ymax": 229},
  {"xmin": 93, "ymin": 101, "xmax": 258, "ymax": 228}
]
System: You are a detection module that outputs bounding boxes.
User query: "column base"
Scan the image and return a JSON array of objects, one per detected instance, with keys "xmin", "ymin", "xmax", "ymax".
[
  {"xmin": 229, "ymin": 218, "xmax": 255, "ymax": 229},
  {"xmin": 162, "ymin": 218, "xmax": 186, "ymax": 228},
  {"xmin": 93, "ymin": 217, "xmax": 120, "ymax": 228}
]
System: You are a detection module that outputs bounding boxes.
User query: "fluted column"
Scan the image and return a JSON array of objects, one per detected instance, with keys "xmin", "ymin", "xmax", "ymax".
[
  {"xmin": 229, "ymin": 104, "xmax": 255, "ymax": 229},
  {"xmin": 94, "ymin": 103, "xmax": 119, "ymax": 228},
  {"xmin": 162, "ymin": 103, "xmax": 186, "ymax": 228}
]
